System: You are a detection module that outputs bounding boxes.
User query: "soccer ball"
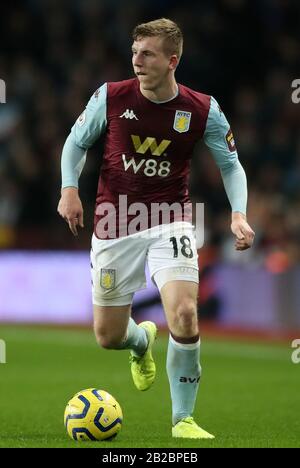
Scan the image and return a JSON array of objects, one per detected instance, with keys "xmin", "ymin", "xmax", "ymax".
[{"xmin": 64, "ymin": 388, "xmax": 123, "ymax": 441}]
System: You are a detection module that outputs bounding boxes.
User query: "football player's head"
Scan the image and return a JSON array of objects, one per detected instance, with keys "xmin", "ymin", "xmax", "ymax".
[{"xmin": 132, "ymin": 18, "xmax": 183, "ymax": 91}]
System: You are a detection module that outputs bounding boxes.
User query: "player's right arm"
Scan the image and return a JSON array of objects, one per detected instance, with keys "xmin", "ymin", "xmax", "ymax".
[{"xmin": 57, "ymin": 84, "xmax": 107, "ymax": 235}]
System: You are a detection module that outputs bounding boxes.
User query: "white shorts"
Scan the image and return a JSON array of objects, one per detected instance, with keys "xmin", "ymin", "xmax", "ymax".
[{"xmin": 90, "ymin": 222, "xmax": 199, "ymax": 306}]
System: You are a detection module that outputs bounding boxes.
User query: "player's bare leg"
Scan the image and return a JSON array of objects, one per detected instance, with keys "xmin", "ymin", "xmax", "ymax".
[
  {"xmin": 160, "ymin": 280, "xmax": 214, "ymax": 439},
  {"xmin": 93, "ymin": 304, "xmax": 132, "ymax": 349},
  {"xmin": 93, "ymin": 304, "xmax": 157, "ymax": 391}
]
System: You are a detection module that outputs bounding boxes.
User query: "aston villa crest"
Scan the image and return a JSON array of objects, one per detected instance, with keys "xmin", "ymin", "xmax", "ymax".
[
  {"xmin": 100, "ymin": 269, "xmax": 116, "ymax": 290},
  {"xmin": 173, "ymin": 110, "xmax": 192, "ymax": 133}
]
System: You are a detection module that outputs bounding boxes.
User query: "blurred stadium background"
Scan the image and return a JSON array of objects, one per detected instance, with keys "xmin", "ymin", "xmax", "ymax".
[{"xmin": 0, "ymin": 0, "xmax": 300, "ymax": 334}]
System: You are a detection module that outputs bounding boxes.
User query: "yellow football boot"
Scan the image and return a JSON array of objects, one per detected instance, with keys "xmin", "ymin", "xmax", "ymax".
[
  {"xmin": 172, "ymin": 417, "xmax": 215, "ymax": 439},
  {"xmin": 130, "ymin": 321, "xmax": 157, "ymax": 391}
]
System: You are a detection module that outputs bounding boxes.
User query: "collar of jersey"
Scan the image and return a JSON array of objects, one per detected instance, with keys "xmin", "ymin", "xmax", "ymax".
[{"xmin": 140, "ymin": 84, "xmax": 179, "ymax": 104}]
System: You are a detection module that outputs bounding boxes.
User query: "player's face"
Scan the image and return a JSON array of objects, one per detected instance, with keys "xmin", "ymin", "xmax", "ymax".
[{"xmin": 132, "ymin": 36, "xmax": 176, "ymax": 91}]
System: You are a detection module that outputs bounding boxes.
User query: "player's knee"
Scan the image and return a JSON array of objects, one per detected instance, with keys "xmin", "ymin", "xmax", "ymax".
[
  {"xmin": 94, "ymin": 326, "xmax": 107, "ymax": 348},
  {"xmin": 94, "ymin": 325, "xmax": 123, "ymax": 349},
  {"xmin": 95, "ymin": 333, "xmax": 122, "ymax": 349},
  {"xmin": 175, "ymin": 300, "xmax": 198, "ymax": 333}
]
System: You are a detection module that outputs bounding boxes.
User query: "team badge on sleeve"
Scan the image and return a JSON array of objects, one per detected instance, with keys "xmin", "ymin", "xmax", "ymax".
[
  {"xmin": 77, "ymin": 111, "xmax": 86, "ymax": 127},
  {"xmin": 173, "ymin": 110, "xmax": 192, "ymax": 133},
  {"xmin": 100, "ymin": 269, "xmax": 116, "ymax": 290},
  {"xmin": 225, "ymin": 128, "xmax": 236, "ymax": 152}
]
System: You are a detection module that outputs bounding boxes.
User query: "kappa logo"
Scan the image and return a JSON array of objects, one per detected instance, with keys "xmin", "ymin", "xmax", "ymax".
[
  {"xmin": 120, "ymin": 109, "xmax": 138, "ymax": 120},
  {"xmin": 131, "ymin": 135, "xmax": 171, "ymax": 156}
]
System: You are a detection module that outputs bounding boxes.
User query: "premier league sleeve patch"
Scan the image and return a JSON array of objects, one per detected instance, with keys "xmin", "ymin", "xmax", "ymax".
[
  {"xmin": 76, "ymin": 111, "xmax": 86, "ymax": 127},
  {"xmin": 100, "ymin": 269, "xmax": 116, "ymax": 290},
  {"xmin": 225, "ymin": 128, "xmax": 236, "ymax": 152}
]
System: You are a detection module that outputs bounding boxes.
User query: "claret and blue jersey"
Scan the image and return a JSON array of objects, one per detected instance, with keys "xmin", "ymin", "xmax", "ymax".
[{"xmin": 61, "ymin": 78, "xmax": 247, "ymax": 238}]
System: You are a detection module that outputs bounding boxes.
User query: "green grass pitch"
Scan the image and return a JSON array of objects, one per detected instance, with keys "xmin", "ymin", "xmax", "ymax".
[{"xmin": 0, "ymin": 325, "xmax": 299, "ymax": 448}]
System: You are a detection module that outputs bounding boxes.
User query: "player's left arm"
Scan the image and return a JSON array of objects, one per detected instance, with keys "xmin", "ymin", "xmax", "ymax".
[{"xmin": 203, "ymin": 96, "xmax": 255, "ymax": 251}]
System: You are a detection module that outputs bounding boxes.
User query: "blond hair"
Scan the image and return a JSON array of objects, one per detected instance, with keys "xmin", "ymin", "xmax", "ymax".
[{"xmin": 132, "ymin": 18, "xmax": 183, "ymax": 59}]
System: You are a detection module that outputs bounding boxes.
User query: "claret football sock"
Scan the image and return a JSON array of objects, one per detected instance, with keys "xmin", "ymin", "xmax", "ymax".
[
  {"xmin": 118, "ymin": 317, "xmax": 148, "ymax": 356},
  {"xmin": 166, "ymin": 334, "xmax": 201, "ymax": 425}
]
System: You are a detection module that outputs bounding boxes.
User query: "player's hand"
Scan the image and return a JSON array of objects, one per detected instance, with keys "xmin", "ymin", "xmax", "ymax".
[
  {"xmin": 57, "ymin": 187, "xmax": 84, "ymax": 236},
  {"xmin": 231, "ymin": 212, "xmax": 255, "ymax": 251}
]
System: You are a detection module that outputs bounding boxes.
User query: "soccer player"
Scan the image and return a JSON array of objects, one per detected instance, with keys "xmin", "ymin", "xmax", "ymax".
[{"xmin": 58, "ymin": 18, "xmax": 255, "ymax": 439}]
